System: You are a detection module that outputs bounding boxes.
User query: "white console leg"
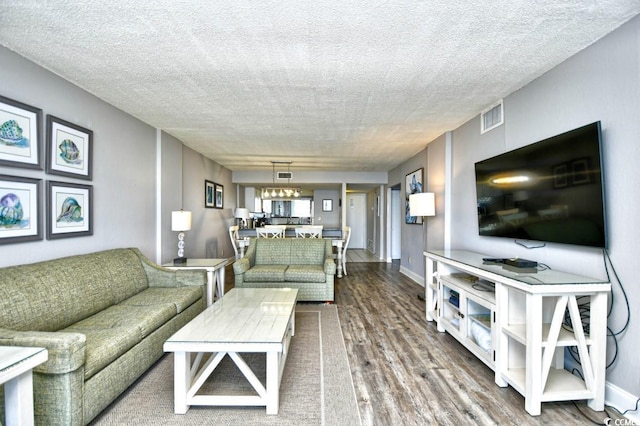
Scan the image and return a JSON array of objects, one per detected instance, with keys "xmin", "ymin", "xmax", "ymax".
[{"xmin": 525, "ymin": 294, "xmax": 543, "ymax": 416}]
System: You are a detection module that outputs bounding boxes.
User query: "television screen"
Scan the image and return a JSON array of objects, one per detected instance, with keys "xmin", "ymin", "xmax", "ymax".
[{"xmin": 475, "ymin": 121, "xmax": 606, "ymax": 248}]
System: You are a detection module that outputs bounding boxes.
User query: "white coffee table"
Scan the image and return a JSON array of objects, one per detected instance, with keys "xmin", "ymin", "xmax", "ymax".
[
  {"xmin": 163, "ymin": 287, "xmax": 298, "ymax": 415},
  {"xmin": 0, "ymin": 346, "xmax": 48, "ymax": 426}
]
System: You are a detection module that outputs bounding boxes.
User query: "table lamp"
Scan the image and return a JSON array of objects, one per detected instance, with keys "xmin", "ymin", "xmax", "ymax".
[
  {"xmin": 409, "ymin": 192, "xmax": 435, "ymax": 301},
  {"xmin": 171, "ymin": 209, "xmax": 192, "ymax": 265},
  {"xmin": 234, "ymin": 208, "xmax": 250, "ymax": 228},
  {"xmin": 409, "ymin": 192, "xmax": 435, "ymax": 217}
]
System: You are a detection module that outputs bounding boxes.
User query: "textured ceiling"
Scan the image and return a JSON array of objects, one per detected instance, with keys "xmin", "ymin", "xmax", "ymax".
[{"xmin": 1, "ymin": 1, "xmax": 639, "ymax": 172}]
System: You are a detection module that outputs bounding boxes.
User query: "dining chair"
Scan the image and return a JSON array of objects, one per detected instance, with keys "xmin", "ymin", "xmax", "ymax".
[
  {"xmin": 294, "ymin": 225, "xmax": 323, "ymax": 238},
  {"xmin": 228, "ymin": 225, "xmax": 240, "ymax": 259},
  {"xmin": 257, "ymin": 225, "xmax": 285, "ymax": 238},
  {"xmin": 340, "ymin": 226, "xmax": 351, "ymax": 275}
]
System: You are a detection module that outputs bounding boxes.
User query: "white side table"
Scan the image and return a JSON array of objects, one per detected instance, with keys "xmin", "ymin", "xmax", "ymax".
[
  {"xmin": 0, "ymin": 346, "xmax": 48, "ymax": 426},
  {"xmin": 236, "ymin": 237, "xmax": 251, "ymax": 259},
  {"xmin": 163, "ymin": 258, "xmax": 230, "ymax": 306}
]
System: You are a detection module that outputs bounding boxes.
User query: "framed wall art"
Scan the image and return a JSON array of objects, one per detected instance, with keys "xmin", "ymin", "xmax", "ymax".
[
  {"xmin": 46, "ymin": 115, "xmax": 93, "ymax": 180},
  {"xmin": 214, "ymin": 183, "xmax": 224, "ymax": 209},
  {"xmin": 204, "ymin": 180, "xmax": 215, "ymax": 208},
  {"xmin": 322, "ymin": 199, "xmax": 333, "ymax": 212},
  {"xmin": 47, "ymin": 180, "xmax": 93, "ymax": 239},
  {"xmin": 0, "ymin": 174, "xmax": 42, "ymax": 244},
  {"xmin": 571, "ymin": 157, "xmax": 593, "ymax": 185},
  {"xmin": 0, "ymin": 95, "xmax": 43, "ymax": 170},
  {"xmin": 553, "ymin": 163, "xmax": 569, "ymax": 189},
  {"xmin": 405, "ymin": 168, "xmax": 423, "ymax": 224}
]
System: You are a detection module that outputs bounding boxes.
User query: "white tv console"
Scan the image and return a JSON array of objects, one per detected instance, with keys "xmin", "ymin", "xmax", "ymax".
[{"xmin": 423, "ymin": 249, "xmax": 611, "ymax": 416}]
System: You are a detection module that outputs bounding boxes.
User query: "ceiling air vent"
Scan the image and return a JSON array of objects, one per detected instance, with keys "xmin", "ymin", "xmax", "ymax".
[
  {"xmin": 277, "ymin": 171, "xmax": 293, "ymax": 180},
  {"xmin": 481, "ymin": 100, "xmax": 504, "ymax": 134}
]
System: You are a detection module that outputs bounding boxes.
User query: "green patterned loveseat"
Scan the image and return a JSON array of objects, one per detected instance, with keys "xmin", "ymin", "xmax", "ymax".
[
  {"xmin": 233, "ymin": 238, "xmax": 336, "ymax": 301},
  {"xmin": 0, "ymin": 248, "xmax": 206, "ymax": 425}
]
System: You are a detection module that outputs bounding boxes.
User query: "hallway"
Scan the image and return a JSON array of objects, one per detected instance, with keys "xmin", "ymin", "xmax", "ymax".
[{"xmin": 346, "ymin": 249, "xmax": 384, "ymax": 263}]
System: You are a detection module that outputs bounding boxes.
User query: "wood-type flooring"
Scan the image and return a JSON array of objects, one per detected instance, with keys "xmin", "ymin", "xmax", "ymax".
[
  {"xmin": 333, "ymin": 262, "xmax": 625, "ymax": 426},
  {"xmin": 225, "ymin": 260, "xmax": 627, "ymax": 425}
]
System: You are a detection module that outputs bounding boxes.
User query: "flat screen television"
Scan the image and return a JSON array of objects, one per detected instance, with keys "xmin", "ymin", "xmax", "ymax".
[{"xmin": 475, "ymin": 121, "xmax": 606, "ymax": 248}]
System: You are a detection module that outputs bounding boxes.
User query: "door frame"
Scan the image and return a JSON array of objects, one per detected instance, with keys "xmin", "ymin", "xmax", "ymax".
[{"xmin": 386, "ymin": 185, "xmax": 402, "ymax": 262}]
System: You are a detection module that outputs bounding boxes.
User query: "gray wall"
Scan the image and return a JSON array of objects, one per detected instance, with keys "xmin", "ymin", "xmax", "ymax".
[
  {"xmin": 0, "ymin": 47, "xmax": 235, "ymax": 268},
  {"xmin": 424, "ymin": 15, "xmax": 640, "ymax": 400},
  {"xmin": 313, "ymin": 189, "xmax": 340, "ymax": 227},
  {"xmin": 160, "ymin": 131, "xmax": 184, "ymax": 263},
  {"xmin": 388, "ymin": 148, "xmax": 428, "ymax": 279},
  {"xmin": 425, "ymin": 133, "xmax": 446, "ymax": 251},
  {"xmin": 365, "ymin": 186, "xmax": 383, "ymax": 255},
  {"xmin": 180, "ymin": 146, "xmax": 234, "ymax": 262},
  {"xmin": 0, "ymin": 46, "xmax": 157, "ymax": 266}
]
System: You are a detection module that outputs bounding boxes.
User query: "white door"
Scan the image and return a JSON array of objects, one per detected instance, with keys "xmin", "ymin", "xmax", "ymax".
[
  {"xmin": 346, "ymin": 194, "xmax": 367, "ymax": 249},
  {"xmin": 390, "ymin": 189, "xmax": 401, "ymax": 259}
]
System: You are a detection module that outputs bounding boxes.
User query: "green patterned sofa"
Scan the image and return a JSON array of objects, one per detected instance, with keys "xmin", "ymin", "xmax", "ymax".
[
  {"xmin": 0, "ymin": 248, "xmax": 206, "ymax": 425},
  {"xmin": 233, "ymin": 238, "xmax": 336, "ymax": 301}
]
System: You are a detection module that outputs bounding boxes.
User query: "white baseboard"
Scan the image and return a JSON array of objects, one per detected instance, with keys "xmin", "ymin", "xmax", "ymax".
[
  {"xmin": 364, "ymin": 248, "xmax": 385, "ymax": 262},
  {"xmin": 605, "ymin": 381, "xmax": 640, "ymax": 423},
  {"xmin": 565, "ymin": 358, "xmax": 639, "ymax": 423},
  {"xmin": 399, "ymin": 266, "xmax": 424, "ymax": 287}
]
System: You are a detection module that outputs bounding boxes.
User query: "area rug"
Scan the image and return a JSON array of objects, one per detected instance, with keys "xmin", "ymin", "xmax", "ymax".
[{"xmin": 90, "ymin": 304, "xmax": 361, "ymax": 425}]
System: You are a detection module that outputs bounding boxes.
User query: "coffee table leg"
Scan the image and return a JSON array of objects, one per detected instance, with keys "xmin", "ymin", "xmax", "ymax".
[
  {"xmin": 174, "ymin": 351, "xmax": 190, "ymax": 414},
  {"xmin": 217, "ymin": 267, "xmax": 225, "ymax": 299},
  {"xmin": 265, "ymin": 351, "xmax": 279, "ymax": 415},
  {"xmin": 205, "ymin": 271, "xmax": 214, "ymax": 306}
]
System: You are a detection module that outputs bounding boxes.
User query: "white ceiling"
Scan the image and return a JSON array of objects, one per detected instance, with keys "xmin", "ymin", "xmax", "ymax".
[{"xmin": 1, "ymin": 1, "xmax": 639, "ymax": 173}]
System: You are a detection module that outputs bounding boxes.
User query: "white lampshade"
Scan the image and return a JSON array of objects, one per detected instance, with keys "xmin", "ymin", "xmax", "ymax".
[
  {"xmin": 171, "ymin": 210, "xmax": 192, "ymax": 231},
  {"xmin": 409, "ymin": 193, "xmax": 435, "ymax": 217},
  {"xmin": 234, "ymin": 208, "xmax": 250, "ymax": 220}
]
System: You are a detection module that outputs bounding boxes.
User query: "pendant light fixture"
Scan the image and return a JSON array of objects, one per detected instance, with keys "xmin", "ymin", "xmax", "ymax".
[{"xmin": 261, "ymin": 161, "xmax": 301, "ymax": 199}]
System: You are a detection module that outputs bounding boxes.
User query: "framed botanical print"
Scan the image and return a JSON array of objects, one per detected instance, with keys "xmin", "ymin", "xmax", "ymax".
[
  {"xmin": 46, "ymin": 115, "xmax": 93, "ymax": 180},
  {"xmin": 204, "ymin": 180, "xmax": 215, "ymax": 208},
  {"xmin": 0, "ymin": 174, "xmax": 42, "ymax": 244},
  {"xmin": 405, "ymin": 168, "xmax": 424, "ymax": 224},
  {"xmin": 214, "ymin": 183, "xmax": 224, "ymax": 209},
  {"xmin": 47, "ymin": 181, "xmax": 93, "ymax": 239},
  {"xmin": 0, "ymin": 95, "xmax": 43, "ymax": 170}
]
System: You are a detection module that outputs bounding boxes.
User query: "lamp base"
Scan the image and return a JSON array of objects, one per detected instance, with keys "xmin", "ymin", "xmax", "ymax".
[{"xmin": 173, "ymin": 257, "xmax": 188, "ymax": 265}]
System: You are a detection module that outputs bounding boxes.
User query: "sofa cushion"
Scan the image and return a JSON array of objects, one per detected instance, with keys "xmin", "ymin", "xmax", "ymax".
[
  {"xmin": 98, "ymin": 249, "xmax": 150, "ymax": 303},
  {"xmin": 244, "ymin": 264, "xmax": 288, "ymax": 282},
  {"xmin": 254, "ymin": 239, "xmax": 292, "ymax": 265},
  {"xmin": 288, "ymin": 239, "xmax": 328, "ymax": 265},
  {"xmin": 63, "ymin": 304, "xmax": 175, "ymax": 378},
  {"xmin": 76, "ymin": 327, "xmax": 140, "ymax": 379},
  {"xmin": 119, "ymin": 286, "xmax": 203, "ymax": 314},
  {"xmin": 0, "ymin": 248, "xmax": 150, "ymax": 332},
  {"xmin": 284, "ymin": 264, "xmax": 326, "ymax": 283}
]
